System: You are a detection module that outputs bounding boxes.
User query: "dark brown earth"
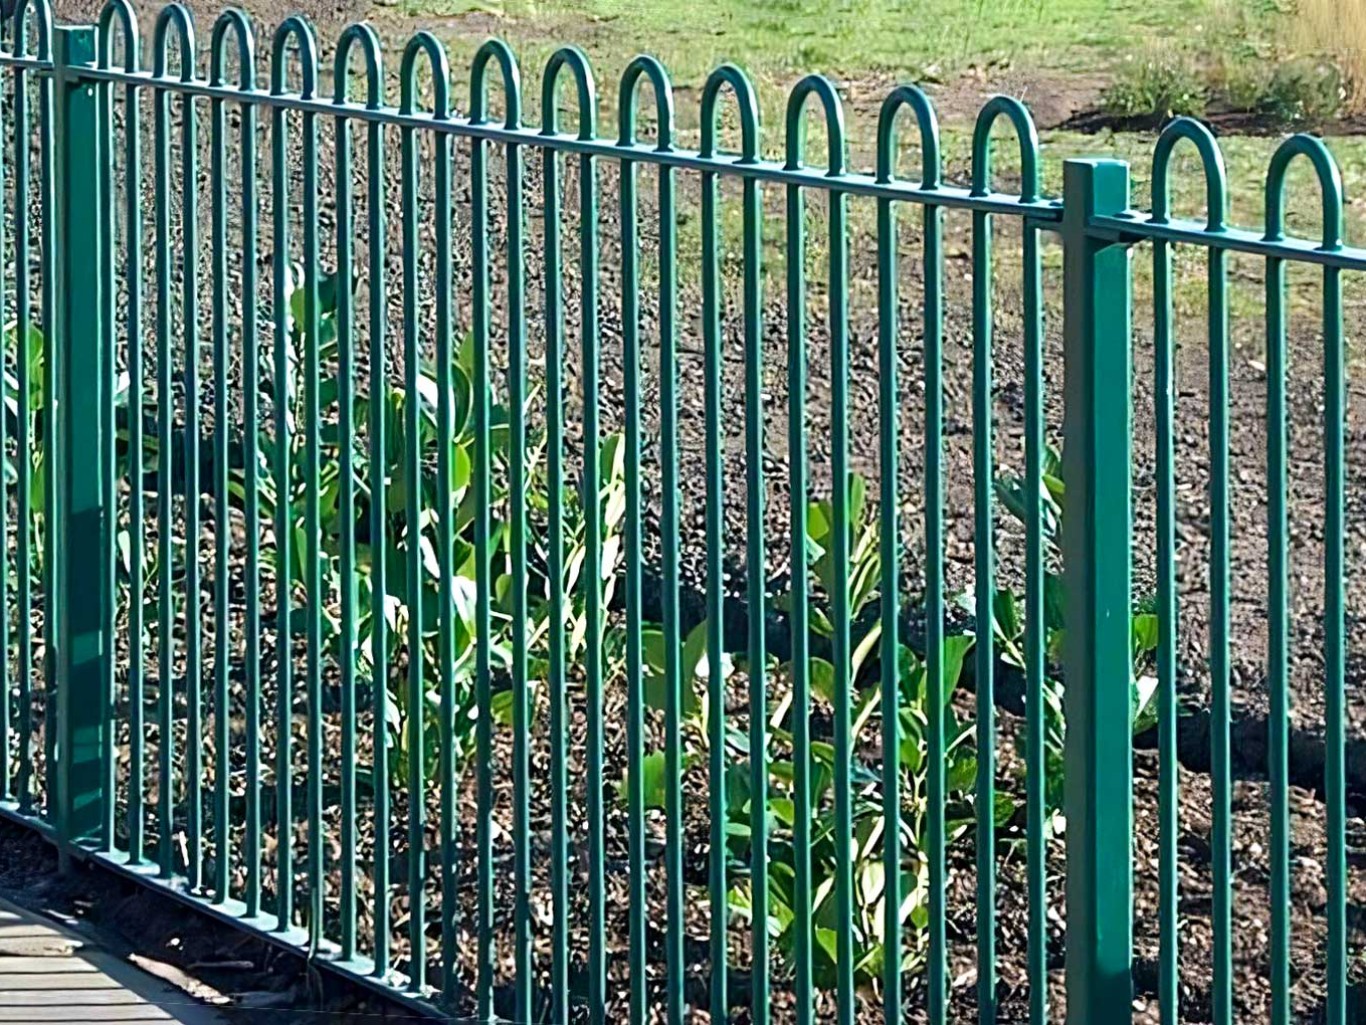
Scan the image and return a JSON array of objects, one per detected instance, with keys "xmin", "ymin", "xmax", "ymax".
[{"xmin": 1, "ymin": 2, "xmax": 1361, "ymax": 1023}]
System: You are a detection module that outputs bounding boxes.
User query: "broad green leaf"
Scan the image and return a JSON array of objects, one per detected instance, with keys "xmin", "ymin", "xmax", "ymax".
[{"xmin": 809, "ymin": 656, "xmax": 837, "ymax": 704}]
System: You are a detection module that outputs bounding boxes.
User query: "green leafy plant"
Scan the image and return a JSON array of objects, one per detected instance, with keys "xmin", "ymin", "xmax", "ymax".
[
  {"xmin": 1258, "ymin": 57, "xmax": 1343, "ymax": 124},
  {"xmin": 726, "ymin": 635, "xmax": 987, "ymax": 989},
  {"xmin": 1102, "ymin": 56, "xmax": 1208, "ymax": 123},
  {"xmin": 992, "ymin": 443, "xmax": 1159, "ymax": 827},
  {"xmin": 714, "ymin": 474, "xmax": 990, "ymax": 988},
  {"xmin": 244, "ymin": 268, "xmax": 629, "ymax": 790}
]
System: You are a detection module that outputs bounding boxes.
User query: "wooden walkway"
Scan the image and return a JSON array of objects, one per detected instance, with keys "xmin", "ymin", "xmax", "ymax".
[{"xmin": 0, "ymin": 897, "xmax": 229, "ymax": 1023}]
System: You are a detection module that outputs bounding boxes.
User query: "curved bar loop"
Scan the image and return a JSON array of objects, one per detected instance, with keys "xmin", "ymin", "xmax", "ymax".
[
  {"xmin": 333, "ymin": 22, "xmax": 383, "ymax": 108},
  {"xmin": 970, "ymin": 95, "xmax": 1039, "ymax": 202},
  {"xmin": 470, "ymin": 38, "xmax": 520, "ymax": 127},
  {"xmin": 208, "ymin": 8, "xmax": 255, "ymax": 90},
  {"xmin": 540, "ymin": 45, "xmax": 596, "ymax": 139},
  {"xmin": 876, "ymin": 84, "xmax": 940, "ymax": 188},
  {"xmin": 699, "ymin": 63, "xmax": 759, "ymax": 162},
  {"xmin": 618, "ymin": 54, "xmax": 674, "ymax": 150},
  {"xmin": 97, "ymin": 0, "xmax": 139, "ymax": 71},
  {"xmin": 1151, "ymin": 116, "xmax": 1227, "ymax": 230},
  {"xmin": 1264, "ymin": 133, "xmax": 1343, "ymax": 249},
  {"xmin": 784, "ymin": 73, "xmax": 845, "ymax": 175},
  {"xmin": 151, "ymin": 2, "xmax": 195, "ymax": 82},
  {"xmin": 268, "ymin": 15, "xmax": 317, "ymax": 98},
  {"xmin": 398, "ymin": 30, "xmax": 450, "ymax": 117},
  {"xmin": 11, "ymin": 0, "xmax": 53, "ymax": 59}
]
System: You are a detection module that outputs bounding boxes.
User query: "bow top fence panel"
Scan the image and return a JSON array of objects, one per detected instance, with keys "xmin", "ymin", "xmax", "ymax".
[{"xmin": 0, "ymin": 2, "xmax": 1363, "ymax": 1024}]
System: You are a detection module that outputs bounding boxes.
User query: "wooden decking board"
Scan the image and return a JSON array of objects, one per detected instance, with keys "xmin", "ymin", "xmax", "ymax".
[{"xmin": 0, "ymin": 898, "xmax": 228, "ymax": 1024}]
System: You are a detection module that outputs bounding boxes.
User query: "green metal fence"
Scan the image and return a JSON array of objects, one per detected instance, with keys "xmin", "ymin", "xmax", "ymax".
[{"xmin": 0, "ymin": 1, "xmax": 1359, "ymax": 1023}]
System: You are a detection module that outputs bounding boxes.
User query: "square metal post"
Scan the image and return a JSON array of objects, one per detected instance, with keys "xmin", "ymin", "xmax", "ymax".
[
  {"xmin": 1060, "ymin": 157, "xmax": 1134, "ymax": 1022},
  {"xmin": 53, "ymin": 24, "xmax": 109, "ymax": 863}
]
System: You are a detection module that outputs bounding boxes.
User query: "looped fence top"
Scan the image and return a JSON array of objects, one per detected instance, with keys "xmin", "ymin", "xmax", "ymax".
[
  {"xmin": 699, "ymin": 63, "xmax": 758, "ymax": 162},
  {"xmin": 618, "ymin": 54, "xmax": 673, "ymax": 151},
  {"xmin": 1264, "ymin": 133, "xmax": 1343, "ymax": 250},
  {"xmin": 151, "ymin": 1, "xmax": 194, "ymax": 81},
  {"xmin": 784, "ymin": 73, "xmax": 845, "ymax": 175},
  {"xmin": 333, "ymin": 21, "xmax": 381, "ymax": 108},
  {"xmin": 97, "ymin": 0, "xmax": 138, "ymax": 71},
  {"xmin": 10, "ymin": 0, "xmax": 52, "ymax": 59},
  {"xmin": 1152, "ymin": 116, "xmax": 1227, "ymax": 230},
  {"xmin": 209, "ymin": 8, "xmax": 254, "ymax": 90},
  {"xmin": 541, "ymin": 46, "xmax": 596, "ymax": 140},
  {"xmin": 470, "ymin": 38, "xmax": 520, "ymax": 128},
  {"xmin": 971, "ymin": 95, "xmax": 1038, "ymax": 202},
  {"xmin": 876, "ymin": 84, "xmax": 940, "ymax": 189},
  {"xmin": 397, "ymin": 31, "xmax": 449, "ymax": 118},
  {"xmin": 268, "ymin": 14, "xmax": 316, "ymax": 98}
]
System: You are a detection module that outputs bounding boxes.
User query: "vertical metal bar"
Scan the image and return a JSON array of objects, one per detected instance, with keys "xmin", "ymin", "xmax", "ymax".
[
  {"xmin": 921, "ymin": 218, "xmax": 951, "ymax": 1020},
  {"xmin": 366, "ymin": 110, "xmax": 389, "ymax": 976},
  {"xmin": 53, "ymin": 24, "xmax": 109, "ymax": 859},
  {"xmin": 181, "ymin": 75, "xmax": 202, "ymax": 895},
  {"xmin": 96, "ymin": 27, "xmax": 117, "ymax": 856},
  {"xmin": 39, "ymin": 15, "xmax": 56, "ymax": 826},
  {"xmin": 828, "ymin": 183, "xmax": 854, "ymax": 1025},
  {"xmin": 13, "ymin": 40, "xmax": 32, "ymax": 817},
  {"xmin": 239, "ymin": 75, "xmax": 261, "ymax": 921},
  {"xmin": 1060, "ymin": 157, "xmax": 1134, "ymax": 1025},
  {"xmin": 335, "ymin": 96, "xmax": 358, "ymax": 965},
  {"xmin": 1265, "ymin": 248, "xmax": 1288, "ymax": 1025},
  {"xmin": 923, "ymin": 195, "xmax": 947, "ymax": 1025},
  {"xmin": 742, "ymin": 169, "xmax": 767, "ymax": 1025},
  {"xmin": 619, "ymin": 143, "xmax": 646, "ymax": 1025},
  {"xmin": 124, "ymin": 63, "xmax": 145, "ymax": 865},
  {"xmin": 270, "ymin": 79, "xmax": 294, "ymax": 928},
  {"xmin": 1022, "ymin": 218, "xmax": 1046, "ymax": 1025},
  {"xmin": 543, "ymin": 137, "xmax": 568, "ymax": 1024},
  {"xmin": 154, "ymin": 71, "xmax": 176, "ymax": 881},
  {"xmin": 785, "ymin": 172, "xmax": 811, "ymax": 1025},
  {"xmin": 1324, "ymin": 258, "xmax": 1346, "ymax": 1025},
  {"xmin": 700, "ymin": 155, "xmax": 727, "ymax": 1025},
  {"xmin": 0, "ymin": 13, "xmax": 9, "ymax": 809},
  {"xmin": 875, "ymin": 180, "xmax": 900, "ymax": 1025},
  {"xmin": 1155, "ymin": 231, "xmax": 1179, "ymax": 1025},
  {"xmin": 470, "ymin": 106, "xmax": 492, "ymax": 1018},
  {"xmin": 580, "ymin": 141, "xmax": 605, "ymax": 1025},
  {"xmin": 300, "ymin": 95, "xmax": 322, "ymax": 949},
  {"xmin": 399, "ymin": 112, "xmax": 424, "ymax": 990},
  {"xmin": 505, "ymin": 122, "xmax": 529, "ymax": 1025},
  {"xmin": 970, "ymin": 198, "xmax": 996, "ymax": 1025},
  {"xmin": 433, "ymin": 113, "xmax": 454, "ymax": 1004},
  {"xmin": 210, "ymin": 55, "xmax": 231, "ymax": 904},
  {"xmin": 1208, "ymin": 238, "xmax": 1232, "ymax": 1025},
  {"xmin": 658, "ymin": 144, "xmax": 682, "ymax": 1025}
]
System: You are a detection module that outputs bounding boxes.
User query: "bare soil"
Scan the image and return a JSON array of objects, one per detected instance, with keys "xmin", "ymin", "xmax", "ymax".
[{"xmin": 6, "ymin": 2, "xmax": 1363, "ymax": 1023}]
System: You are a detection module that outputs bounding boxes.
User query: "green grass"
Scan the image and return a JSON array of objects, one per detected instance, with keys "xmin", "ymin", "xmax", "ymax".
[
  {"xmin": 380, "ymin": 0, "xmax": 1283, "ymax": 149},
  {"xmin": 379, "ymin": 0, "xmax": 1363, "ymax": 339}
]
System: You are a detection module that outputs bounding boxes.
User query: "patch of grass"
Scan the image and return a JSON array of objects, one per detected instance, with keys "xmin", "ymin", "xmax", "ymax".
[
  {"xmin": 1292, "ymin": 0, "xmax": 1366, "ymax": 113},
  {"xmin": 1101, "ymin": 56, "xmax": 1208, "ymax": 123},
  {"xmin": 386, "ymin": 0, "xmax": 1271, "ymax": 146}
]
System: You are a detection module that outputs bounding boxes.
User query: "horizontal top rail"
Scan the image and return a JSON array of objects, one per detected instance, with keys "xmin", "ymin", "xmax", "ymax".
[
  {"xmin": 0, "ymin": 48, "xmax": 1062, "ymax": 219},
  {"xmin": 1097, "ymin": 212, "xmax": 1366, "ymax": 271}
]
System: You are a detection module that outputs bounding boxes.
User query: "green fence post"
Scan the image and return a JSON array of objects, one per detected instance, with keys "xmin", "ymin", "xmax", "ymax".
[
  {"xmin": 53, "ymin": 24, "xmax": 109, "ymax": 866},
  {"xmin": 1060, "ymin": 157, "xmax": 1133, "ymax": 1022}
]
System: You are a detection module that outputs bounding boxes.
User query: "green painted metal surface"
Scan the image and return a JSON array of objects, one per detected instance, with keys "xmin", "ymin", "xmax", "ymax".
[
  {"xmin": 1059, "ymin": 157, "xmax": 1133, "ymax": 1025},
  {"xmin": 0, "ymin": 3, "xmax": 1359, "ymax": 1023},
  {"xmin": 54, "ymin": 23, "xmax": 109, "ymax": 861}
]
